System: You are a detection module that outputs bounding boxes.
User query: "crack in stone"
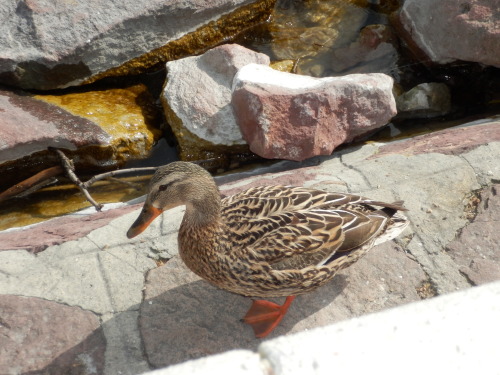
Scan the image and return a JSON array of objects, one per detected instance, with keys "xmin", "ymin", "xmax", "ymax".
[
  {"xmin": 339, "ymin": 154, "xmax": 373, "ymax": 190},
  {"xmin": 404, "ymin": 233, "xmax": 471, "ymax": 294},
  {"xmin": 457, "ymin": 153, "xmax": 486, "ymax": 187},
  {"xmin": 97, "ymin": 252, "xmax": 118, "ymax": 313},
  {"xmin": 458, "ymin": 269, "xmax": 477, "ymax": 287},
  {"xmin": 139, "ymin": 267, "xmax": 154, "ymax": 369}
]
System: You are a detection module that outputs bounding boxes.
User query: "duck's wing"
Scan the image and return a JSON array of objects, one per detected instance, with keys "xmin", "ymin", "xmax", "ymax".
[
  {"xmin": 244, "ymin": 210, "xmax": 345, "ymax": 271},
  {"xmin": 222, "ymin": 186, "xmax": 359, "ymax": 221},
  {"xmin": 224, "ymin": 185, "xmax": 408, "ymax": 271},
  {"xmin": 240, "ymin": 206, "xmax": 394, "ymax": 271}
]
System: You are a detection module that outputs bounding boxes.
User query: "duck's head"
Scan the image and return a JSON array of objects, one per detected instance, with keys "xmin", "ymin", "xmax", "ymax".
[{"xmin": 126, "ymin": 162, "xmax": 219, "ymax": 239}]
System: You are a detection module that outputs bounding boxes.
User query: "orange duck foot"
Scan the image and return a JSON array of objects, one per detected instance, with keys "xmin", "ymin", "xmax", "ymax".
[{"xmin": 242, "ymin": 296, "xmax": 296, "ymax": 338}]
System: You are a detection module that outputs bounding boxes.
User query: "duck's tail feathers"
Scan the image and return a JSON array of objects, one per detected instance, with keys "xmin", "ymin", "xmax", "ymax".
[{"xmin": 373, "ymin": 211, "xmax": 410, "ymax": 246}]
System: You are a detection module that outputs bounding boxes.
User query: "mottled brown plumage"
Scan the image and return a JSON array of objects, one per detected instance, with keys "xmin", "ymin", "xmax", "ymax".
[{"xmin": 127, "ymin": 161, "xmax": 409, "ymax": 337}]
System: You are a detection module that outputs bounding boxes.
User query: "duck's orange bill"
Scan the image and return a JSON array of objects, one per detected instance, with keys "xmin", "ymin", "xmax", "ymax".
[{"xmin": 127, "ymin": 205, "xmax": 163, "ymax": 239}]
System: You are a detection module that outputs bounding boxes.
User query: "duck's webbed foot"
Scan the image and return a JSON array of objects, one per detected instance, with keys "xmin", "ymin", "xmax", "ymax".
[{"xmin": 242, "ymin": 295, "xmax": 296, "ymax": 338}]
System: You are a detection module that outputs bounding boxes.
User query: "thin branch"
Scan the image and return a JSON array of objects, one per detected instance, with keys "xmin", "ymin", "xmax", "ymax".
[
  {"xmin": 82, "ymin": 167, "xmax": 158, "ymax": 189},
  {"xmin": 103, "ymin": 176, "xmax": 143, "ymax": 190},
  {"xmin": 51, "ymin": 148, "xmax": 104, "ymax": 211},
  {"xmin": 0, "ymin": 166, "xmax": 63, "ymax": 204}
]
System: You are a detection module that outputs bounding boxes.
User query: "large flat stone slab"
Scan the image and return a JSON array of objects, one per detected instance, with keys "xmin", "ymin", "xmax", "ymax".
[
  {"xmin": 1, "ymin": 119, "xmax": 499, "ymax": 373},
  {"xmin": 142, "ymin": 281, "xmax": 500, "ymax": 375},
  {"xmin": 140, "ymin": 242, "xmax": 426, "ymax": 367}
]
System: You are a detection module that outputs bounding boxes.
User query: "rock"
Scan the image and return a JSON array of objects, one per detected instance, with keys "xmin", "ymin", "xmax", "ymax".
[
  {"xmin": 446, "ymin": 184, "xmax": 500, "ymax": 285},
  {"xmin": 140, "ymin": 245, "xmax": 426, "ymax": 367},
  {"xmin": 331, "ymin": 24, "xmax": 399, "ymax": 76},
  {"xmin": 161, "ymin": 44, "xmax": 269, "ymax": 160},
  {"xmin": 0, "ymin": 295, "xmax": 105, "ymax": 375},
  {"xmin": 232, "ymin": 64, "xmax": 396, "ymax": 161},
  {"xmin": 396, "ymin": 0, "xmax": 500, "ymax": 67},
  {"xmin": 0, "ymin": 0, "xmax": 275, "ymax": 90},
  {"xmin": 0, "ymin": 85, "xmax": 160, "ymax": 190},
  {"xmin": 395, "ymin": 82, "xmax": 451, "ymax": 119}
]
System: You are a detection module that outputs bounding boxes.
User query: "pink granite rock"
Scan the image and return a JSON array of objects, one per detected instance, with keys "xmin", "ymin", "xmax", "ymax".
[
  {"xmin": 0, "ymin": 295, "xmax": 105, "ymax": 374},
  {"xmin": 232, "ymin": 64, "xmax": 396, "ymax": 161},
  {"xmin": 374, "ymin": 120, "xmax": 500, "ymax": 158},
  {"xmin": 0, "ymin": 203, "xmax": 140, "ymax": 253},
  {"xmin": 0, "ymin": 88, "xmax": 109, "ymax": 164},
  {"xmin": 396, "ymin": 0, "xmax": 500, "ymax": 67}
]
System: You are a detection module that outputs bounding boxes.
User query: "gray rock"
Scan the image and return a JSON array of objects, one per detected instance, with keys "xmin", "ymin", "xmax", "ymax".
[
  {"xmin": 331, "ymin": 24, "xmax": 399, "ymax": 77},
  {"xmin": 162, "ymin": 44, "xmax": 269, "ymax": 155},
  {"xmin": 0, "ymin": 295, "xmax": 105, "ymax": 375},
  {"xmin": 396, "ymin": 82, "xmax": 451, "ymax": 119},
  {"xmin": 397, "ymin": 0, "xmax": 500, "ymax": 67},
  {"xmin": 0, "ymin": 0, "xmax": 272, "ymax": 89},
  {"xmin": 232, "ymin": 64, "xmax": 396, "ymax": 161}
]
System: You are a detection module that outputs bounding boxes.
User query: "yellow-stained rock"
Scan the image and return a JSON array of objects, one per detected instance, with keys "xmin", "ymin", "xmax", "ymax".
[
  {"xmin": 270, "ymin": 59, "xmax": 295, "ymax": 72},
  {"xmin": 36, "ymin": 84, "xmax": 162, "ymax": 165}
]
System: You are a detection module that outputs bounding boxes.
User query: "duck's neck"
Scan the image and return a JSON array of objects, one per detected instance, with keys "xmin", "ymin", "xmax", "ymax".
[
  {"xmin": 179, "ymin": 181, "xmax": 222, "ymax": 229},
  {"xmin": 178, "ymin": 191, "xmax": 225, "ymax": 281}
]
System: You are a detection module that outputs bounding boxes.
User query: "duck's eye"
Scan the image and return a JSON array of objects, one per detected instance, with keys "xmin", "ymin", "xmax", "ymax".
[{"xmin": 159, "ymin": 184, "xmax": 169, "ymax": 192}]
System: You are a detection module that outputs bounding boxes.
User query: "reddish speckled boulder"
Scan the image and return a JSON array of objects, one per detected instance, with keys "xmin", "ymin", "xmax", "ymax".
[
  {"xmin": 232, "ymin": 64, "xmax": 396, "ymax": 161},
  {"xmin": 0, "ymin": 295, "xmax": 105, "ymax": 375},
  {"xmin": 396, "ymin": 0, "xmax": 500, "ymax": 67}
]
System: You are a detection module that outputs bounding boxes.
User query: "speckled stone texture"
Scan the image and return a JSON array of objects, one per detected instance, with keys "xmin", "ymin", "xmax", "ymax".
[
  {"xmin": 232, "ymin": 64, "xmax": 396, "ymax": 161},
  {"xmin": 0, "ymin": 295, "xmax": 105, "ymax": 375},
  {"xmin": 396, "ymin": 0, "xmax": 500, "ymax": 67},
  {"xmin": 446, "ymin": 184, "xmax": 500, "ymax": 285}
]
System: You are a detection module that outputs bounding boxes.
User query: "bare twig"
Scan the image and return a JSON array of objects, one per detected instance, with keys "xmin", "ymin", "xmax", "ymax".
[
  {"xmin": 51, "ymin": 148, "xmax": 104, "ymax": 211},
  {"xmin": 82, "ymin": 167, "xmax": 157, "ymax": 189},
  {"xmin": 0, "ymin": 165, "xmax": 63, "ymax": 204},
  {"xmin": 103, "ymin": 177, "xmax": 143, "ymax": 190}
]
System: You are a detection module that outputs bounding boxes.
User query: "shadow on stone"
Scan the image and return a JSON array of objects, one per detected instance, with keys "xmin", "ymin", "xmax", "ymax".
[{"xmin": 139, "ymin": 264, "xmax": 348, "ymax": 368}]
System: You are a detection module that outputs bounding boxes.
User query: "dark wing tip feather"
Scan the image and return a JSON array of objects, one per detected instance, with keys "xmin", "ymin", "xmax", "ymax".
[{"xmin": 367, "ymin": 200, "xmax": 408, "ymax": 212}]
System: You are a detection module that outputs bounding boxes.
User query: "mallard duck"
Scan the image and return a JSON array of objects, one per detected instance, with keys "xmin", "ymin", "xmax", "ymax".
[{"xmin": 127, "ymin": 161, "xmax": 409, "ymax": 338}]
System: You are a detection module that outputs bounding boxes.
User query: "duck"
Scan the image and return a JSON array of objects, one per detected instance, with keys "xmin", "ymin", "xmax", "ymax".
[{"xmin": 127, "ymin": 161, "xmax": 409, "ymax": 338}]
